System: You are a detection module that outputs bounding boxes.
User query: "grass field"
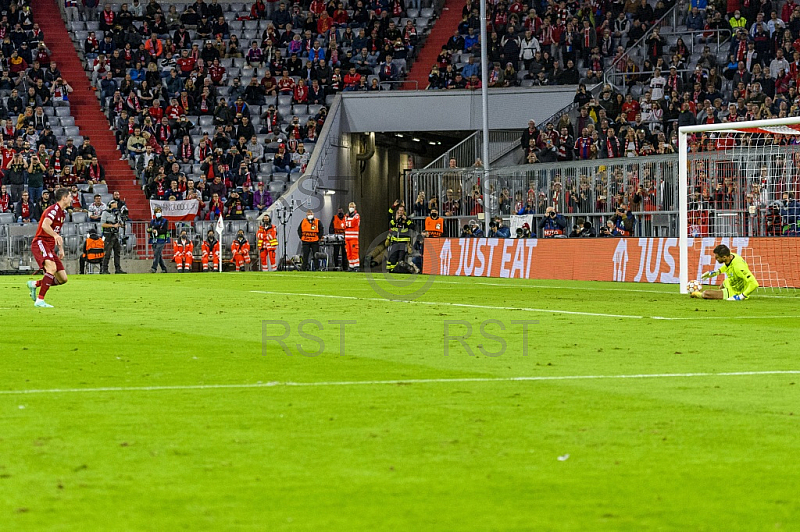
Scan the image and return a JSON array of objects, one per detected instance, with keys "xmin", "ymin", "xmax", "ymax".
[{"xmin": 1, "ymin": 271, "xmax": 799, "ymax": 531}]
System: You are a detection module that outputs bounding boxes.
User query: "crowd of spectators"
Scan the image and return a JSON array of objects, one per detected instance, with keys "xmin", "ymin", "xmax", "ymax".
[
  {"xmin": 0, "ymin": 0, "xmax": 108, "ymax": 223},
  {"xmin": 69, "ymin": 0, "xmax": 432, "ymax": 219},
  {"xmin": 515, "ymin": 0, "xmax": 800, "ymax": 162},
  {"xmin": 427, "ymin": 0, "xmax": 679, "ymax": 89}
]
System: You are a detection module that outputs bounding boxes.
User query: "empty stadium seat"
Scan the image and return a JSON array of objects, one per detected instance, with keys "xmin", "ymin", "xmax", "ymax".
[{"xmin": 268, "ymin": 182, "xmax": 285, "ymax": 196}]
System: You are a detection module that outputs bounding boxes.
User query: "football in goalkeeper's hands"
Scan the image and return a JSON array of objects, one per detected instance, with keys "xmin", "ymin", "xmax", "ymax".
[{"xmin": 687, "ymin": 280, "xmax": 702, "ymax": 293}]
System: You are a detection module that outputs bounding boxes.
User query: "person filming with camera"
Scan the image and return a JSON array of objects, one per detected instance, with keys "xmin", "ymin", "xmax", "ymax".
[
  {"xmin": 100, "ymin": 199, "xmax": 127, "ymax": 274},
  {"xmin": 609, "ymin": 204, "xmax": 635, "ymax": 236},
  {"xmin": 538, "ymin": 206, "xmax": 567, "ymax": 237}
]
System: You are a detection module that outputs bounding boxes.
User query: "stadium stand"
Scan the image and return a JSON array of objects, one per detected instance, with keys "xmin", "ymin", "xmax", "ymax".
[
  {"xmin": 5, "ymin": 0, "xmax": 800, "ymax": 267},
  {"xmin": 0, "ymin": 0, "xmax": 445, "ymax": 267},
  {"xmin": 57, "ymin": 0, "xmax": 442, "ymax": 226}
]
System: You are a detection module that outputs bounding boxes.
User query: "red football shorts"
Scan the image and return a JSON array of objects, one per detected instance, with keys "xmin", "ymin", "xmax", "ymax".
[{"xmin": 31, "ymin": 238, "xmax": 65, "ymax": 272}]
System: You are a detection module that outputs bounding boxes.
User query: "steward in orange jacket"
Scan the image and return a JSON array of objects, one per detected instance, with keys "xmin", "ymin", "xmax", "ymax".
[
  {"xmin": 173, "ymin": 230, "xmax": 194, "ymax": 272},
  {"xmin": 230, "ymin": 230, "xmax": 251, "ymax": 271},
  {"xmin": 256, "ymin": 215, "xmax": 278, "ymax": 271},
  {"xmin": 424, "ymin": 209, "xmax": 443, "ymax": 238},
  {"xmin": 79, "ymin": 229, "xmax": 105, "ymax": 274},
  {"xmin": 297, "ymin": 209, "xmax": 322, "ymax": 271},
  {"xmin": 201, "ymin": 230, "xmax": 220, "ymax": 271}
]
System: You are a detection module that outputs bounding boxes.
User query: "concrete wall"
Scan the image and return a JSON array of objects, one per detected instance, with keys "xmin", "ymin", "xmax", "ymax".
[
  {"xmin": 264, "ymin": 88, "xmax": 577, "ymax": 268},
  {"xmin": 339, "ymin": 88, "xmax": 577, "ymax": 133}
]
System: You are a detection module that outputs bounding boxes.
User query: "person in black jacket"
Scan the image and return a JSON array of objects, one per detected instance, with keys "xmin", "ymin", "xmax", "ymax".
[
  {"xmin": 4, "ymin": 151, "xmax": 26, "ymax": 203},
  {"xmin": 387, "ymin": 202, "xmax": 415, "ymax": 271}
]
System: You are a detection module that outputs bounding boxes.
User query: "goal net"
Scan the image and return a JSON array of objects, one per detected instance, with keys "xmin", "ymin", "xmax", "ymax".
[{"xmin": 678, "ymin": 117, "xmax": 800, "ymax": 295}]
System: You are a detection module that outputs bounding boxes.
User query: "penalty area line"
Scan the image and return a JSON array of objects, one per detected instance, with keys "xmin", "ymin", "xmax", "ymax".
[
  {"xmin": 249, "ymin": 290, "xmax": 646, "ymax": 319},
  {"xmin": 250, "ymin": 291, "xmax": 800, "ymax": 320},
  {"xmin": 2, "ymin": 371, "xmax": 799, "ymax": 395}
]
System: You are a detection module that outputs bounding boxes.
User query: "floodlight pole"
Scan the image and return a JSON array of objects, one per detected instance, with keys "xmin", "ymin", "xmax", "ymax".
[{"xmin": 479, "ymin": 0, "xmax": 491, "ymax": 235}]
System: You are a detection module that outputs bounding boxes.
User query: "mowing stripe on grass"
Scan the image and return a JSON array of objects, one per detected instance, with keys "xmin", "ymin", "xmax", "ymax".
[
  {"xmin": 249, "ymin": 290, "xmax": 646, "ymax": 319},
  {"xmin": 265, "ymin": 272, "xmax": 799, "ymax": 298},
  {"xmin": 2, "ymin": 371, "xmax": 799, "ymax": 395}
]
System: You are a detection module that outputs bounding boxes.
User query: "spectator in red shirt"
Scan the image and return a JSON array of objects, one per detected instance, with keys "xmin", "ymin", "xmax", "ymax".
[
  {"xmin": 292, "ymin": 78, "xmax": 308, "ymax": 103},
  {"xmin": 0, "ymin": 185, "xmax": 10, "ymax": 213},
  {"xmin": 209, "ymin": 58, "xmax": 226, "ymax": 85},
  {"xmin": 317, "ymin": 12, "xmax": 334, "ymax": 36},
  {"xmin": 176, "ymin": 49, "xmax": 196, "ymax": 77},
  {"xmin": 166, "ymin": 97, "xmax": 185, "ymax": 121},
  {"xmin": 277, "ymin": 69, "xmax": 295, "ymax": 94},
  {"xmin": 343, "ymin": 67, "xmax": 361, "ymax": 91}
]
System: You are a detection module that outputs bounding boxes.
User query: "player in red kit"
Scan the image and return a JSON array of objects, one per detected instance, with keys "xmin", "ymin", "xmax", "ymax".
[{"xmin": 27, "ymin": 188, "xmax": 71, "ymax": 307}]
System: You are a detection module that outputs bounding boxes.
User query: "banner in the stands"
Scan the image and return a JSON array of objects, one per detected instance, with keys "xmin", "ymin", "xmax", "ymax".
[{"xmin": 149, "ymin": 199, "xmax": 199, "ymax": 222}]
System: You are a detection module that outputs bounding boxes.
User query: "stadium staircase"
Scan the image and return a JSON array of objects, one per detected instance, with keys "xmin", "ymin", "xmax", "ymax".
[
  {"xmin": 31, "ymin": 0, "xmax": 149, "ymax": 225},
  {"xmin": 405, "ymin": 0, "xmax": 463, "ymax": 90}
]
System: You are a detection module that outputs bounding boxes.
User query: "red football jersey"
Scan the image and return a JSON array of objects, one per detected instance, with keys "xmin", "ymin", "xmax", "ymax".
[{"xmin": 34, "ymin": 203, "xmax": 66, "ymax": 245}]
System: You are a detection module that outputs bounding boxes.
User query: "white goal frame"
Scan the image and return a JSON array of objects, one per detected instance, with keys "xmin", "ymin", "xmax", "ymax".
[{"xmin": 678, "ymin": 116, "xmax": 800, "ymax": 293}]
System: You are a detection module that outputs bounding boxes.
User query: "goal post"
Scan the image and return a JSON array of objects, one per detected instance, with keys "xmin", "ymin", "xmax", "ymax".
[{"xmin": 678, "ymin": 116, "xmax": 800, "ymax": 294}]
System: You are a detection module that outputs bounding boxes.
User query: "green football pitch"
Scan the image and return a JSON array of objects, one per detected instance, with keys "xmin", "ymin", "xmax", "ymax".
[{"xmin": 2, "ymin": 272, "xmax": 799, "ymax": 530}]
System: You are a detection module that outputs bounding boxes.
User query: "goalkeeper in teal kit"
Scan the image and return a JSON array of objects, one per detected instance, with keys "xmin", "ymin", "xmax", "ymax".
[{"xmin": 691, "ymin": 244, "xmax": 759, "ymax": 300}]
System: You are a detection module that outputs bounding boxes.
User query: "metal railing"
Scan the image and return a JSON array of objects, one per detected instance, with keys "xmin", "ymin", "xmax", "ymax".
[
  {"xmin": 491, "ymin": 102, "xmax": 584, "ymax": 166},
  {"xmin": 407, "ymin": 152, "xmax": 800, "ymax": 239},
  {"xmin": 425, "ymin": 130, "xmax": 526, "ymax": 169},
  {"xmin": 375, "ymin": 80, "xmax": 420, "ymax": 90},
  {"xmin": 660, "ymin": 28, "xmax": 732, "ymax": 57},
  {"xmin": 603, "ymin": 1, "xmax": 684, "ymax": 90},
  {"xmin": 606, "ymin": 67, "xmax": 695, "ymax": 93},
  {"xmin": 2, "ymin": 218, "xmax": 272, "ymax": 267}
]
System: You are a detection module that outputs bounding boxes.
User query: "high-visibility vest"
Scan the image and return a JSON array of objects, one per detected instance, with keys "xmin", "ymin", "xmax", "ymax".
[
  {"xmin": 425, "ymin": 216, "xmax": 443, "ymax": 238},
  {"xmin": 173, "ymin": 240, "xmax": 194, "ymax": 257},
  {"xmin": 257, "ymin": 226, "xmax": 278, "ymax": 250},
  {"xmin": 84, "ymin": 236, "xmax": 104, "ymax": 261},
  {"xmin": 231, "ymin": 238, "xmax": 250, "ymax": 254},
  {"xmin": 344, "ymin": 212, "xmax": 360, "ymax": 239},
  {"xmin": 389, "ymin": 217, "xmax": 413, "ymax": 243},
  {"xmin": 332, "ymin": 215, "xmax": 345, "ymax": 234},
  {"xmin": 300, "ymin": 218, "xmax": 320, "ymax": 242}
]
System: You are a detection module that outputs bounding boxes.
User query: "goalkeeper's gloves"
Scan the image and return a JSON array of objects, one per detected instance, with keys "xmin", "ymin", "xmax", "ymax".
[
  {"xmin": 727, "ymin": 294, "xmax": 746, "ymax": 301},
  {"xmin": 701, "ymin": 270, "xmax": 719, "ymax": 280}
]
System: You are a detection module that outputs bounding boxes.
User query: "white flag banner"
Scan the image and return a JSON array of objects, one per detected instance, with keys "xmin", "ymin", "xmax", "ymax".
[
  {"xmin": 149, "ymin": 199, "xmax": 199, "ymax": 221},
  {"xmin": 509, "ymin": 214, "xmax": 534, "ymax": 236},
  {"xmin": 215, "ymin": 212, "xmax": 224, "ymax": 273}
]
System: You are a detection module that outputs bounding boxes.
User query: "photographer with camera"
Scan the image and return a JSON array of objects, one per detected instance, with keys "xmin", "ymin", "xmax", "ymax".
[
  {"xmin": 100, "ymin": 199, "xmax": 127, "ymax": 274},
  {"xmin": 538, "ymin": 206, "xmax": 566, "ymax": 237},
  {"xmin": 148, "ymin": 206, "xmax": 170, "ymax": 273},
  {"xmin": 27, "ymin": 153, "xmax": 46, "ymax": 204},
  {"xmin": 609, "ymin": 204, "xmax": 635, "ymax": 236}
]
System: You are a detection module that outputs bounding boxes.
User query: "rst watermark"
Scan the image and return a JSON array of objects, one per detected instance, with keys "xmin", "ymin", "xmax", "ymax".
[
  {"xmin": 271, "ymin": 174, "xmax": 357, "ymax": 217},
  {"xmin": 262, "ymin": 319, "xmax": 356, "ymax": 356},
  {"xmin": 443, "ymin": 319, "xmax": 539, "ymax": 356},
  {"xmin": 363, "ymin": 229, "xmax": 436, "ymax": 302}
]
